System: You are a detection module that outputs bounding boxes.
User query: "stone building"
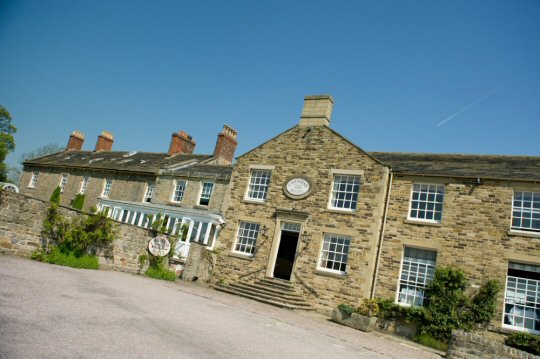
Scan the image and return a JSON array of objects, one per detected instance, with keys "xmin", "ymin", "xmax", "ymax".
[
  {"xmin": 19, "ymin": 125, "xmax": 237, "ymax": 259},
  {"xmin": 214, "ymin": 95, "xmax": 540, "ymax": 336}
]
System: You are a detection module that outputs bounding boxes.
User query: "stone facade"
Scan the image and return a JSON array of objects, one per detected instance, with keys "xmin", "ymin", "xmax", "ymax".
[
  {"xmin": 0, "ymin": 190, "xmax": 154, "ymax": 273},
  {"xmin": 19, "ymin": 165, "xmax": 153, "ymax": 211},
  {"xmin": 447, "ymin": 330, "xmax": 540, "ymax": 359},
  {"xmin": 214, "ymin": 123, "xmax": 390, "ymax": 310},
  {"xmin": 373, "ymin": 175, "xmax": 540, "ymax": 328}
]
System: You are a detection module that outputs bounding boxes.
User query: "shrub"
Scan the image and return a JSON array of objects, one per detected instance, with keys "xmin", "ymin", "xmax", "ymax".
[
  {"xmin": 506, "ymin": 332, "xmax": 540, "ymax": 355},
  {"xmin": 145, "ymin": 266, "xmax": 177, "ymax": 281},
  {"xmin": 357, "ymin": 299, "xmax": 379, "ymax": 317},
  {"xmin": 34, "ymin": 247, "xmax": 99, "ymax": 270},
  {"xmin": 337, "ymin": 303, "xmax": 357, "ymax": 315},
  {"xmin": 71, "ymin": 193, "xmax": 85, "ymax": 210},
  {"xmin": 413, "ymin": 333, "xmax": 448, "ymax": 352},
  {"xmin": 50, "ymin": 186, "xmax": 61, "ymax": 204}
]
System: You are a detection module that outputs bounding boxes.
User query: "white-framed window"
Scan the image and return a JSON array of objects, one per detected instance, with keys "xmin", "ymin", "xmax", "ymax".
[
  {"xmin": 246, "ymin": 170, "xmax": 271, "ymax": 201},
  {"xmin": 512, "ymin": 191, "xmax": 540, "ymax": 232},
  {"xmin": 79, "ymin": 176, "xmax": 89, "ymax": 194},
  {"xmin": 233, "ymin": 221, "xmax": 260, "ymax": 255},
  {"xmin": 329, "ymin": 175, "xmax": 361, "ymax": 211},
  {"xmin": 503, "ymin": 262, "xmax": 540, "ymax": 333},
  {"xmin": 143, "ymin": 182, "xmax": 154, "ymax": 203},
  {"xmin": 409, "ymin": 183, "xmax": 445, "ymax": 223},
  {"xmin": 59, "ymin": 174, "xmax": 68, "ymax": 193},
  {"xmin": 318, "ymin": 233, "xmax": 351, "ymax": 273},
  {"xmin": 397, "ymin": 247, "xmax": 437, "ymax": 307},
  {"xmin": 199, "ymin": 182, "xmax": 214, "ymax": 206},
  {"xmin": 101, "ymin": 179, "xmax": 113, "ymax": 198},
  {"xmin": 171, "ymin": 180, "xmax": 187, "ymax": 202},
  {"xmin": 28, "ymin": 171, "xmax": 39, "ymax": 188}
]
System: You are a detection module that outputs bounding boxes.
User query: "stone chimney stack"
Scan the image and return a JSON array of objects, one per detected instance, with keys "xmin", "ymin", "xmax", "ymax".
[
  {"xmin": 94, "ymin": 130, "xmax": 114, "ymax": 152},
  {"xmin": 168, "ymin": 131, "xmax": 196, "ymax": 155},
  {"xmin": 67, "ymin": 130, "xmax": 85, "ymax": 150},
  {"xmin": 299, "ymin": 94, "xmax": 334, "ymax": 127},
  {"xmin": 213, "ymin": 124, "xmax": 238, "ymax": 164}
]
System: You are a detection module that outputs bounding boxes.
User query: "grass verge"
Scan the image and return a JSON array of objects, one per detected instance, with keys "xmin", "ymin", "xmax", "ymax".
[
  {"xmin": 145, "ymin": 266, "xmax": 177, "ymax": 281},
  {"xmin": 31, "ymin": 247, "xmax": 99, "ymax": 270},
  {"xmin": 413, "ymin": 334, "xmax": 448, "ymax": 352}
]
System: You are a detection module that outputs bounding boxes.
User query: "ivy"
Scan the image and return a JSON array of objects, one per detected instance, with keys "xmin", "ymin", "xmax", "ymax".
[
  {"xmin": 71, "ymin": 193, "xmax": 85, "ymax": 210},
  {"xmin": 50, "ymin": 186, "xmax": 61, "ymax": 204}
]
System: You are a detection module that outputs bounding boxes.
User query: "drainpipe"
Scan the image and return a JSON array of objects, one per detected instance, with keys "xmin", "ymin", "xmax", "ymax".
[{"xmin": 370, "ymin": 169, "xmax": 393, "ymax": 299}]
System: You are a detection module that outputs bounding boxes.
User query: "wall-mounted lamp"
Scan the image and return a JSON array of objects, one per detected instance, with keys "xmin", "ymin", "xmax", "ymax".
[{"xmin": 261, "ymin": 225, "xmax": 269, "ymax": 237}]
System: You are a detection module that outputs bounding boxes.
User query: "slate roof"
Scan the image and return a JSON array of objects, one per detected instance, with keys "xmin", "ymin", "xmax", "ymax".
[
  {"xmin": 370, "ymin": 152, "xmax": 540, "ymax": 181},
  {"xmin": 160, "ymin": 164, "xmax": 233, "ymax": 180},
  {"xmin": 23, "ymin": 150, "xmax": 214, "ymax": 174}
]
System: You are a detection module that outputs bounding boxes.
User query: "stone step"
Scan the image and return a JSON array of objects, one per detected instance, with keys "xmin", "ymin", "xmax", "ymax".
[
  {"xmin": 257, "ymin": 278, "xmax": 295, "ymax": 291},
  {"xmin": 228, "ymin": 283, "xmax": 308, "ymax": 304},
  {"xmin": 214, "ymin": 285, "xmax": 313, "ymax": 310},
  {"xmin": 232, "ymin": 281, "xmax": 305, "ymax": 300}
]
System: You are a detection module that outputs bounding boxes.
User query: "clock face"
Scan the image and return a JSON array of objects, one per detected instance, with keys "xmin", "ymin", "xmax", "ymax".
[{"xmin": 286, "ymin": 178, "xmax": 310, "ymax": 196}]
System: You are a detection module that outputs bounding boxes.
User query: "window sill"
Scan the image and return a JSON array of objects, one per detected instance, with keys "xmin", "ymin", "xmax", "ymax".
[
  {"xmin": 508, "ymin": 229, "xmax": 540, "ymax": 239},
  {"xmin": 242, "ymin": 199, "xmax": 267, "ymax": 205},
  {"xmin": 404, "ymin": 219, "xmax": 442, "ymax": 227},
  {"xmin": 228, "ymin": 252, "xmax": 255, "ymax": 261},
  {"xmin": 194, "ymin": 205, "xmax": 209, "ymax": 210},
  {"xmin": 314, "ymin": 269, "xmax": 347, "ymax": 279},
  {"xmin": 325, "ymin": 208, "xmax": 357, "ymax": 215}
]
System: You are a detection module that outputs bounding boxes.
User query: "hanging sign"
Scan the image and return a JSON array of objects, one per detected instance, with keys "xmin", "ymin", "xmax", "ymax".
[{"xmin": 148, "ymin": 236, "xmax": 171, "ymax": 257}]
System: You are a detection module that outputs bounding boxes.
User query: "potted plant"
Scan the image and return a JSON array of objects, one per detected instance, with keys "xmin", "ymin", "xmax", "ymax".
[{"xmin": 351, "ymin": 299, "xmax": 379, "ymax": 332}]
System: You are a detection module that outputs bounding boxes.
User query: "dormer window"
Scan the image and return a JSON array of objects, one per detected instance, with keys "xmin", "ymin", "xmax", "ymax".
[
  {"xmin": 143, "ymin": 182, "xmax": 155, "ymax": 202},
  {"xmin": 199, "ymin": 182, "xmax": 214, "ymax": 206}
]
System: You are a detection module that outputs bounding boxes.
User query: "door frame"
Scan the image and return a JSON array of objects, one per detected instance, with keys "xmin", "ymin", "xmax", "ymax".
[{"xmin": 266, "ymin": 218, "xmax": 303, "ymax": 280}]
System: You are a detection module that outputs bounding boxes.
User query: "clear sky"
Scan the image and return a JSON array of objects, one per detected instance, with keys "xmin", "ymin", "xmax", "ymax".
[{"xmin": 1, "ymin": 0, "xmax": 539, "ymax": 168}]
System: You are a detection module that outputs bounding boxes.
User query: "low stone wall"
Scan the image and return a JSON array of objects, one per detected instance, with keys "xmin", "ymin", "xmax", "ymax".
[
  {"xmin": 447, "ymin": 330, "xmax": 540, "ymax": 359},
  {"xmin": 0, "ymin": 190, "xmax": 151, "ymax": 273}
]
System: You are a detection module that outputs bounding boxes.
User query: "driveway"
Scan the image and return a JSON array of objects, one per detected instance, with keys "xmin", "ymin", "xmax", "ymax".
[{"xmin": 0, "ymin": 255, "xmax": 440, "ymax": 359}]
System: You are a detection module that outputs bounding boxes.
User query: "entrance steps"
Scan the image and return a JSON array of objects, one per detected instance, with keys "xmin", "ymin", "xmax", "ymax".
[{"xmin": 215, "ymin": 277, "xmax": 313, "ymax": 310}]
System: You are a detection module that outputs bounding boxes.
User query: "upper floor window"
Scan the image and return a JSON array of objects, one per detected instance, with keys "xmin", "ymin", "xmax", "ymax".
[
  {"xmin": 234, "ymin": 221, "xmax": 260, "ymax": 255},
  {"xmin": 512, "ymin": 191, "xmax": 540, "ymax": 232},
  {"xmin": 318, "ymin": 233, "xmax": 351, "ymax": 274},
  {"xmin": 246, "ymin": 170, "xmax": 271, "ymax": 201},
  {"xmin": 199, "ymin": 182, "xmax": 214, "ymax": 206},
  {"xmin": 29, "ymin": 171, "xmax": 40, "ymax": 188},
  {"xmin": 409, "ymin": 183, "xmax": 445, "ymax": 223},
  {"xmin": 79, "ymin": 176, "xmax": 89, "ymax": 194},
  {"xmin": 398, "ymin": 247, "xmax": 437, "ymax": 307},
  {"xmin": 171, "ymin": 180, "xmax": 186, "ymax": 203},
  {"xmin": 503, "ymin": 262, "xmax": 540, "ymax": 334},
  {"xmin": 101, "ymin": 179, "xmax": 113, "ymax": 198},
  {"xmin": 329, "ymin": 175, "xmax": 360, "ymax": 211},
  {"xmin": 143, "ymin": 182, "xmax": 154, "ymax": 202},
  {"xmin": 59, "ymin": 174, "xmax": 68, "ymax": 193}
]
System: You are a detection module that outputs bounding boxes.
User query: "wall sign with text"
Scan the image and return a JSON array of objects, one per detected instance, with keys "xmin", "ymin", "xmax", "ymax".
[{"xmin": 283, "ymin": 176, "xmax": 314, "ymax": 200}]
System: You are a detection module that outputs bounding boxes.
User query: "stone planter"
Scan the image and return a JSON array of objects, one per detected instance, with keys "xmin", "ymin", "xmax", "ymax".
[
  {"xmin": 331, "ymin": 309, "xmax": 378, "ymax": 332},
  {"xmin": 377, "ymin": 318, "xmax": 418, "ymax": 338}
]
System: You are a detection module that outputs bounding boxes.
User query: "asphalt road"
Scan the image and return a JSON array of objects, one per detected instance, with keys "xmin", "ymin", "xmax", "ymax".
[{"xmin": 0, "ymin": 255, "xmax": 439, "ymax": 359}]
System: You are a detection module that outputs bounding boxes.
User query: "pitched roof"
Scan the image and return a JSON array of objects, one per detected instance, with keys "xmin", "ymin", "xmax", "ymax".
[
  {"xmin": 370, "ymin": 152, "xmax": 540, "ymax": 181},
  {"xmin": 23, "ymin": 150, "xmax": 214, "ymax": 174},
  {"xmin": 160, "ymin": 164, "xmax": 233, "ymax": 180}
]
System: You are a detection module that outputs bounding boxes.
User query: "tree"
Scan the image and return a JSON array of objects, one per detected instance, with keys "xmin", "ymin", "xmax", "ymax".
[
  {"xmin": 7, "ymin": 142, "xmax": 64, "ymax": 184},
  {"xmin": 0, "ymin": 105, "xmax": 17, "ymax": 182}
]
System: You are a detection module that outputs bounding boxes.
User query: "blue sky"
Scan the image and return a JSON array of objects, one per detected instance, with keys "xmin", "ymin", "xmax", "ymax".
[{"xmin": 1, "ymin": 0, "xmax": 539, "ymax": 167}]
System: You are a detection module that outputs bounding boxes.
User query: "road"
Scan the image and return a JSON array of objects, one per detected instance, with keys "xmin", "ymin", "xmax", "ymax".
[{"xmin": 0, "ymin": 255, "xmax": 440, "ymax": 359}]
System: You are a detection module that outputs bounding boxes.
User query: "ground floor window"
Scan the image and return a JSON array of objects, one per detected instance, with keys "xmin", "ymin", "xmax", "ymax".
[
  {"xmin": 234, "ymin": 221, "xmax": 260, "ymax": 255},
  {"xmin": 318, "ymin": 233, "xmax": 351, "ymax": 273},
  {"xmin": 397, "ymin": 247, "xmax": 437, "ymax": 307},
  {"xmin": 504, "ymin": 262, "xmax": 540, "ymax": 333}
]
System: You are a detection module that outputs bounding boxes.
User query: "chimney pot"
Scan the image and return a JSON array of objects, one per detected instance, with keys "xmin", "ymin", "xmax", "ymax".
[
  {"xmin": 299, "ymin": 94, "xmax": 334, "ymax": 127},
  {"xmin": 95, "ymin": 130, "xmax": 114, "ymax": 151},
  {"xmin": 168, "ymin": 131, "xmax": 196, "ymax": 155},
  {"xmin": 213, "ymin": 124, "xmax": 238, "ymax": 164},
  {"xmin": 67, "ymin": 130, "xmax": 85, "ymax": 150}
]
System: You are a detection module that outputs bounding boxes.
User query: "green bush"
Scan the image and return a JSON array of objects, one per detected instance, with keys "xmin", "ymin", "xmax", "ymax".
[
  {"xmin": 33, "ymin": 247, "xmax": 99, "ymax": 269},
  {"xmin": 145, "ymin": 266, "xmax": 177, "ymax": 281},
  {"xmin": 50, "ymin": 186, "xmax": 61, "ymax": 204},
  {"xmin": 413, "ymin": 333, "xmax": 448, "ymax": 351},
  {"xmin": 71, "ymin": 193, "xmax": 85, "ymax": 210},
  {"xmin": 337, "ymin": 303, "xmax": 357, "ymax": 315},
  {"xmin": 506, "ymin": 332, "xmax": 540, "ymax": 355}
]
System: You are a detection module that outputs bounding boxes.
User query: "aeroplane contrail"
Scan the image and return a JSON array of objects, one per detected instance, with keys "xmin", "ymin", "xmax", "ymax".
[{"xmin": 436, "ymin": 83, "xmax": 508, "ymax": 127}]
